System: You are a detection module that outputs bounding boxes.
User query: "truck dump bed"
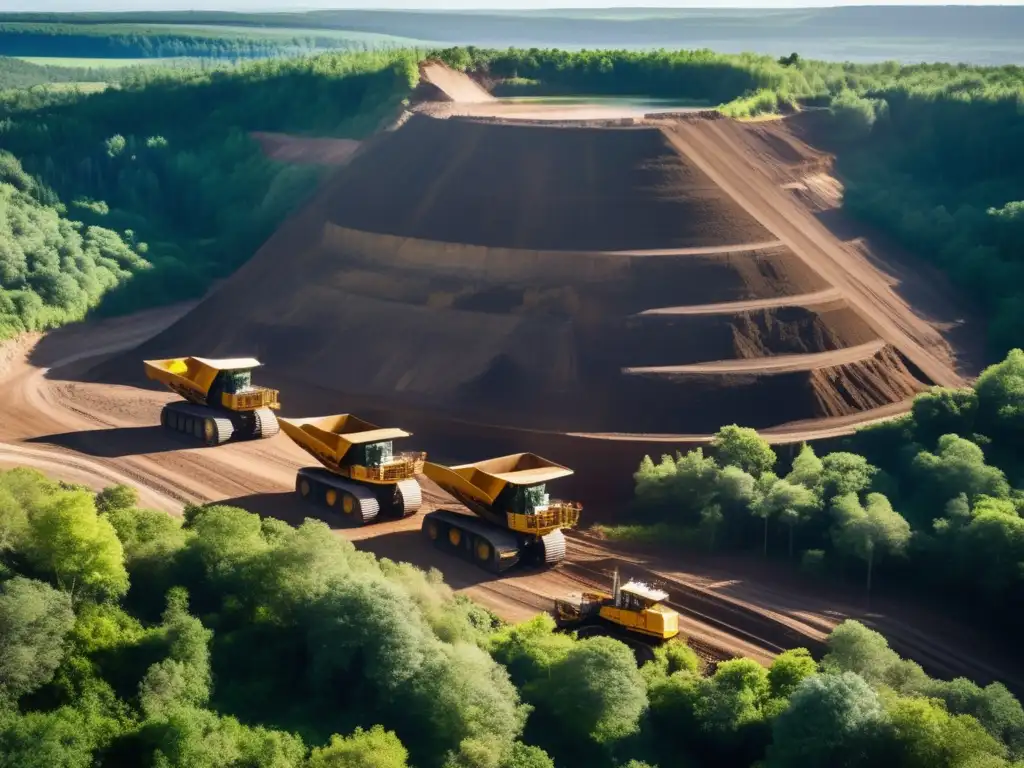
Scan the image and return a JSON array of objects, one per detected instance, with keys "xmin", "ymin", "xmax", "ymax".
[
  {"xmin": 423, "ymin": 453, "xmax": 581, "ymax": 535},
  {"xmin": 279, "ymin": 414, "xmax": 425, "ymax": 481},
  {"xmin": 144, "ymin": 357, "xmax": 279, "ymax": 410}
]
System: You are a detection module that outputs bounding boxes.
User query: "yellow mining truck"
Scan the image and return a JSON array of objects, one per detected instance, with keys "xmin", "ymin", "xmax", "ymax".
[
  {"xmin": 144, "ymin": 357, "xmax": 280, "ymax": 446},
  {"xmin": 279, "ymin": 414, "xmax": 426, "ymax": 524},
  {"xmin": 421, "ymin": 453, "xmax": 582, "ymax": 573},
  {"xmin": 554, "ymin": 567, "xmax": 680, "ymax": 666}
]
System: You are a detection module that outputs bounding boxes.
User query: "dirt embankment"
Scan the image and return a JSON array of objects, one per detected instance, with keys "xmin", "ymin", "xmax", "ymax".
[{"xmin": 419, "ymin": 62, "xmax": 496, "ymax": 104}]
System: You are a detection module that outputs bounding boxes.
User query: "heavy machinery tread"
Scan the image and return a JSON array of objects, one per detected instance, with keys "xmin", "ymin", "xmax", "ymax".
[
  {"xmin": 296, "ymin": 467, "xmax": 380, "ymax": 524},
  {"xmin": 422, "ymin": 509, "xmax": 521, "ymax": 574},
  {"xmin": 393, "ymin": 478, "xmax": 422, "ymax": 517},
  {"xmin": 253, "ymin": 408, "xmax": 280, "ymax": 439},
  {"xmin": 540, "ymin": 528, "xmax": 567, "ymax": 564},
  {"xmin": 161, "ymin": 402, "xmax": 233, "ymax": 446}
]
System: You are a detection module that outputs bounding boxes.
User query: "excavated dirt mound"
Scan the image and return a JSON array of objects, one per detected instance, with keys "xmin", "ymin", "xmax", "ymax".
[
  {"xmin": 324, "ymin": 115, "xmax": 774, "ymax": 251},
  {"xmin": 100, "ymin": 111, "xmax": 938, "ymax": 459}
]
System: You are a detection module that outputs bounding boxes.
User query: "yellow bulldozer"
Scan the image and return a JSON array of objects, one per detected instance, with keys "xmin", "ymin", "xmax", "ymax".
[
  {"xmin": 144, "ymin": 357, "xmax": 280, "ymax": 446},
  {"xmin": 554, "ymin": 567, "xmax": 681, "ymax": 666},
  {"xmin": 421, "ymin": 453, "xmax": 582, "ymax": 573},
  {"xmin": 279, "ymin": 414, "xmax": 426, "ymax": 523}
]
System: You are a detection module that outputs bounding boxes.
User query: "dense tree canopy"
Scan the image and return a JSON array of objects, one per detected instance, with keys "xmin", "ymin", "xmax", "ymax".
[
  {"xmin": 2, "ymin": 464, "xmax": 1021, "ymax": 768},
  {"xmin": 0, "ymin": 49, "xmax": 419, "ymax": 339}
]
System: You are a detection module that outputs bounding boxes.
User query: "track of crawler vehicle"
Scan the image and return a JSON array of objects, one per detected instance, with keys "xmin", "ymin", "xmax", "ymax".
[
  {"xmin": 421, "ymin": 508, "xmax": 566, "ymax": 574},
  {"xmin": 159, "ymin": 401, "xmax": 278, "ymax": 447},
  {"xmin": 295, "ymin": 467, "xmax": 422, "ymax": 524}
]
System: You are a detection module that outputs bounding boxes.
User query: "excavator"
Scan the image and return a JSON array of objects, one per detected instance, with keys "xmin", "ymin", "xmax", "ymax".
[
  {"xmin": 421, "ymin": 453, "xmax": 582, "ymax": 573},
  {"xmin": 554, "ymin": 567, "xmax": 681, "ymax": 666},
  {"xmin": 144, "ymin": 357, "xmax": 280, "ymax": 446},
  {"xmin": 279, "ymin": 414, "xmax": 425, "ymax": 523}
]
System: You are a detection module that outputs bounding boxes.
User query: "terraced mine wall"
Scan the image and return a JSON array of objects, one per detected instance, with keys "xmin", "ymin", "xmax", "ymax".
[{"xmin": 99, "ymin": 112, "xmax": 931, "ymax": 502}]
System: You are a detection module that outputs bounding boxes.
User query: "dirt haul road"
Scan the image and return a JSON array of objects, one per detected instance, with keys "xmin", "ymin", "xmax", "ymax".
[
  {"xmin": 2, "ymin": 310, "xmax": 1022, "ymax": 688},
  {"xmin": 420, "ymin": 62, "xmax": 496, "ymax": 104}
]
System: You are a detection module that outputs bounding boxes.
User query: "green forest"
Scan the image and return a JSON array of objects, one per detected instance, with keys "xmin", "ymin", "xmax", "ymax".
[
  {"xmin": 3, "ymin": 466, "xmax": 1024, "ymax": 768},
  {"xmin": 1, "ymin": 7, "xmax": 1020, "ymax": 62},
  {"xmin": 0, "ymin": 23, "xmax": 407, "ymax": 60},
  {"xmin": 0, "ymin": 50, "xmax": 419, "ymax": 340},
  {"xmin": 608, "ymin": 349, "xmax": 1024, "ymax": 644}
]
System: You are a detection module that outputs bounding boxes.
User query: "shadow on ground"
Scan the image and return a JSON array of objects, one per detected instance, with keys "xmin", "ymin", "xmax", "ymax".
[{"xmin": 27, "ymin": 426, "xmax": 191, "ymax": 458}]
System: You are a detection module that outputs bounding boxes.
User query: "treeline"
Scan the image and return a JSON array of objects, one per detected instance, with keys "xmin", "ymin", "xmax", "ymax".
[
  {"xmin": 0, "ymin": 152, "xmax": 148, "ymax": 338},
  {"xmin": 613, "ymin": 350, "xmax": 1024, "ymax": 642},
  {"xmin": 0, "ymin": 24, "xmax": 391, "ymax": 60},
  {"xmin": 0, "ymin": 50, "xmax": 419, "ymax": 338},
  {"xmin": 822, "ymin": 76, "xmax": 1024, "ymax": 357},
  {"xmin": 434, "ymin": 46, "xmax": 782, "ymax": 103},
  {"xmin": 3, "ymin": 7, "xmax": 1021, "ymax": 56},
  {"xmin": 4, "ymin": 467, "xmax": 1024, "ymax": 768}
]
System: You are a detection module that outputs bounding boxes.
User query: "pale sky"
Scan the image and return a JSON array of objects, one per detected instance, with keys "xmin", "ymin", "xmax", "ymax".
[{"xmin": 11, "ymin": 0, "xmax": 1024, "ymax": 11}]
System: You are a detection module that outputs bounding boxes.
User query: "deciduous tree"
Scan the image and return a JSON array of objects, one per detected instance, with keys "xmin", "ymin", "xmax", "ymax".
[
  {"xmin": 0, "ymin": 577, "xmax": 74, "ymax": 704},
  {"xmin": 712, "ymin": 425, "xmax": 776, "ymax": 477},
  {"xmin": 831, "ymin": 493, "xmax": 910, "ymax": 596}
]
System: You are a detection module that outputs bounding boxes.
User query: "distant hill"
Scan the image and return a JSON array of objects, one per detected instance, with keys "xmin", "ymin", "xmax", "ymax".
[{"xmin": 3, "ymin": 7, "xmax": 1024, "ymax": 63}]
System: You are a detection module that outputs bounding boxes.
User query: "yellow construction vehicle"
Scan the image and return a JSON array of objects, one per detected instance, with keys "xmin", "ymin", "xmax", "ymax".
[
  {"xmin": 554, "ymin": 567, "xmax": 680, "ymax": 666},
  {"xmin": 422, "ymin": 453, "xmax": 582, "ymax": 573},
  {"xmin": 279, "ymin": 414, "xmax": 426, "ymax": 523},
  {"xmin": 144, "ymin": 357, "xmax": 280, "ymax": 446}
]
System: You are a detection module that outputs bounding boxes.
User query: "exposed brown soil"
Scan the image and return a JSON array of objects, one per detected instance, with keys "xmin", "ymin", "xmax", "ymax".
[
  {"xmin": 1, "ymin": 312, "xmax": 1018, "ymax": 688},
  {"xmin": 324, "ymin": 115, "xmax": 773, "ymax": 251},
  {"xmin": 704, "ymin": 112, "xmax": 988, "ymax": 376},
  {"xmin": 419, "ymin": 61, "xmax": 496, "ymax": 104}
]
